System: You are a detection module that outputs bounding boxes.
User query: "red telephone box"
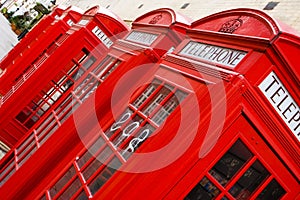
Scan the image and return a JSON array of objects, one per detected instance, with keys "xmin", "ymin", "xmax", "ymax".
[
  {"xmin": 0, "ymin": 5, "xmax": 129, "ymax": 147},
  {"xmin": 1, "ymin": 8, "xmax": 299, "ymax": 200},
  {"xmin": 155, "ymin": 8, "xmax": 299, "ymax": 199},
  {"xmin": 0, "ymin": 5, "xmax": 129, "ymax": 196},
  {"xmin": 102, "ymin": 9, "xmax": 300, "ymax": 200},
  {"xmin": 0, "ymin": 6, "xmax": 84, "ymax": 95},
  {"xmin": 27, "ymin": 8, "xmax": 298, "ymax": 200},
  {"xmin": 0, "ymin": 8, "xmax": 192, "ymax": 199}
]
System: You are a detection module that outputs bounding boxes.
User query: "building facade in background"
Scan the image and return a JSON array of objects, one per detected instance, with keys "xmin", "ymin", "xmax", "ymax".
[
  {"xmin": 0, "ymin": 13, "xmax": 17, "ymax": 61},
  {"xmin": 55, "ymin": 0, "xmax": 300, "ymax": 33}
]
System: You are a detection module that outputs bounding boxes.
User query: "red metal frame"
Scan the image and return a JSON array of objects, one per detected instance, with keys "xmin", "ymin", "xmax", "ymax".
[
  {"xmin": 0, "ymin": 5, "xmax": 129, "ymax": 147},
  {"xmin": 0, "ymin": 6, "xmax": 84, "ymax": 95},
  {"xmin": 0, "ymin": 8, "xmax": 299, "ymax": 200}
]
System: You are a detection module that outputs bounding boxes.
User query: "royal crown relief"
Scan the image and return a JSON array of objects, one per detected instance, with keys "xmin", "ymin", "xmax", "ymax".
[
  {"xmin": 149, "ymin": 13, "xmax": 163, "ymax": 24},
  {"xmin": 219, "ymin": 16, "xmax": 243, "ymax": 34}
]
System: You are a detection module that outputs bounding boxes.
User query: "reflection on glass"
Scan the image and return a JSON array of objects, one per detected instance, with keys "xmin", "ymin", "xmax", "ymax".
[
  {"xmin": 209, "ymin": 140, "xmax": 253, "ymax": 186},
  {"xmin": 50, "ymin": 167, "xmax": 76, "ymax": 197},
  {"xmin": 88, "ymin": 157, "xmax": 121, "ymax": 195},
  {"xmin": 258, "ymin": 179, "xmax": 286, "ymax": 200},
  {"xmin": 229, "ymin": 160, "xmax": 269, "ymax": 199},
  {"xmin": 185, "ymin": 176, "xmax": 220, "ymax": 200}
]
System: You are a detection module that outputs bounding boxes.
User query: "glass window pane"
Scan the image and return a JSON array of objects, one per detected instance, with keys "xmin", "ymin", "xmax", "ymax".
[
  {"xmin": 17, "ymin": 133, "xmax": 34, "ymax": 153},
  {"xmin": 16, "ymin": 108, "xmax": 32, "ymax": 123},
  {"xmin": 152, "ymin": 95, "xmax": 179, "ymax": 125},
  {"xmin": 75, "ymin": 190, "xmax": 89, "ymax": 200},
  {"xmin": 111, "ymin": 114, "xmax": 143, "ymax": 148},
  {"xmin": 57, "ymin": 177, "xmax": 82, "ymax": 200},
  {"xmin": 82, "ymin": 56, "xmax": 96, "ymax": 70},
  {"xmin": 17, "ymin": 136, "xmax": 36, "ymax": 163},
  {"xmin": 96, "ymin": 146, "xmax": 113, "ymax": 164},
  {"xmin": 132, "ymin": 83, "xmax": 158, "ymax": 109},
  {"xmin": 92, "ymin": 55, "xmax": 110, "ymax": 76},
  {"xmin": 77, "ymin": 151, "xmax": 93, "ymax": 170},
  {"xmin": 209, "ymin": 140, "xmax": 253, "ymax": 186},
  {"xmin": 82, "ymin": 146, "xmax": 112, "ymax": 181},
  {"xmin": 151, "ymin": 89, "xmax": 187, "ymax": 125},
  {"xmin": 121, "ymin": 123, "xmax": 155, "ymax": 160},
  {"xmin": 77, "ymin": 137, "xmax": 105, "ymax": 169},
  {"xmin": 142, "ymin": 85, "xmax": 172, "ymax": 116},
  {"xmin": 24, "ymin": 115, "xmax": 39, "ymax": 128},
  {"xmin": 105, "ymin": 109, "xmax": 133, "ymax": 139},
  {"xmin": 88, "ymin": 157, "xmax": 121, "ymax": 195},
  {"xmin": 174, "ymin": 89, "xmax": 188, "ymax": 102},
  {"xmin": 39, "ymin": 194, "xmax": 47, "ymax": 200},
  {"xmin": 229, "ymin": 160, "xmax": 270, "ymax": 198},
  {"xmin": 82, "ymin": 158, "xmax": 102, "ymax": 181},
  {"xmin": 100, "ymin": 60, "xmax": 121, "ymax": 81},
  {"xmin": 257, "ymin": 179, "xmax": 286, "ymax": 200},
  {"xmin": 72, "ymin": 68, "xmax": 85, "ymax": 81},
  {"xmin": 80, "ymin": 82, "xmax": 99, "ymax": 102},
  {"xmin": 93, "ymin": 57, "xmax": 115, "ymax": 78},
  {"xmin": 50, "ymin": 166, "xmax": 76, "ymax": 197},
  {"xmin": 185, "ymin": 176, "xmax": 220, "ymax": 200}
]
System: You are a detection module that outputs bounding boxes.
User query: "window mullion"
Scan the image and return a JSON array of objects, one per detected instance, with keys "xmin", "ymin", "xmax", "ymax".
[
  {"xmin": 137, "ymin": 84, "xmax": 164, "ymax": 111},
  {"xmin": 250, "ymin": 175, "xmax": 274, "ymax": 200},
  {"xmin": 91, "ymin": 55, "xmax": 110, "ymax": 76},
  {"xmin": 148, "ymin": 89, "xmax": 175, "ymax": 119},
  {"xmin": 78, "ymin": 144, "xmax": 108, "ymax": 172},
  {"xmin": 107, "ymin": 111, "xmax": 138, "ymax": 142},
  {"xmin": 51, "ymin": 110, "xmax": 61, "ymax": 127},
  {"xmin": 33, "ymin": 129, "xmax": 40, "ymax": 149},
  {"xmin": 85, "ymin": 154, "xmax": 114, "ymax": 184},
  {"xmin": 224, "ymin": 156, "xmax": 257, "ymax": 192},
  {"xmin": 21, "ymin": 105, "xmax": 37, "ymax": 126},
  {"xmin": 52, "ymin": 174, "xmax": 77, "ymax": 200},
  {"xmin": 88, "ymin": 71, "xmax": 102, "ymax": 82},
  {"xmin": 115, "ymin": 125, "xmax": 143, "ymax": 150},
  {"xmin": 100, "ymin": 58, "xmax": 116, "ymax": 76},
  {"xmin": 99, "ymin": 59, "xmax": 120, "ymax": 81},
  {"xmin": 71, "ymin": 92, "xmax": 82, "ymax": 105},
  {"xmin": 206, "ymin": 172, "xmax": 227, "ymax": 194},
  {"xmin": 73, "ymin": 161, "xmax": 92, "ymax": 199},
  {"xmin": 45, "ymin": 190, "xmax": 51, "ymax": 200},
  {"xmin": 101, "ymin": 132, "xmax": 127, "ymax": 164}
]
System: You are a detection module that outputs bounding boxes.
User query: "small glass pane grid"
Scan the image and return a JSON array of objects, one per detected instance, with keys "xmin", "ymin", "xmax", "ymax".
[
  {"xmin": 185, "ymin": 139, "xmax": 286, "ymax": 200},
  {"xmin": 1, "ymin": 53, "xmax": 121, "ymax": 186},
  {"xmin": 38, "ymin": 77, "xmax": 188, "ymax": 199}
]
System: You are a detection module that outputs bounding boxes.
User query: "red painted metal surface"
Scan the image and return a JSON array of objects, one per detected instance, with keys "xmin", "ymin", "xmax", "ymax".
[
  {"xmin": 0, "ymin": 5, "xmax": 129, "ymax": 147},
  {"xmin": 0, "ymin": 8, "xmax": 299, "ymax": 200},
  {"xmin": 0, "ymin": 6, "xmax": 84, "ymax": 95}
]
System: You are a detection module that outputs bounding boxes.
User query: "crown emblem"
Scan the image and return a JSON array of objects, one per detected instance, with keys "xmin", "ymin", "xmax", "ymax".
[
  {"xmin": 219, "ymin": 17, "xmax": 243, "ymax": 34},
  {"xmin": 149, "ymin": 13, "xmax": 162, "ymax": 24}
]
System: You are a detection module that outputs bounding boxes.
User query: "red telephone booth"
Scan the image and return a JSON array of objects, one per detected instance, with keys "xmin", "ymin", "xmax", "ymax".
[
  {"xmin": 0, "ymin": 5, "xmax": 129, "ymax": 147},
  {"xmin": 0, "ymin": 6, "xmax": 84, "ymax": 95},
  {"xmin": 28, "ymin": 8, "xmax": 298, "ymax": 200},
  {"xmin": 0, "ymin": 8, "xmax": 191, "ymax": 199},
  {"xmin": 157, "ymin": 8, "xmax": 299, "ymax": 199},
  {"xmin": 0, "ymin": 5, "xmax": 129, "ymax": 197},
  {"xmin": 1, "ymin": 8, "xmax": 299, "ymax": 200}
]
